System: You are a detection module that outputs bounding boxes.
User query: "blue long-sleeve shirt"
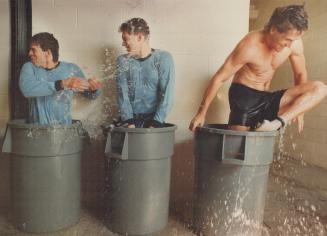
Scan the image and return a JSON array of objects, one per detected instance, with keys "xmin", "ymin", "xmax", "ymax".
[
  {"xmin": 116, "ymin": 49, "xmax": 175, "ymax": 123},
  {"xmin": 19, "ymin": 61, "xmax": 100, "ymax": 125}
]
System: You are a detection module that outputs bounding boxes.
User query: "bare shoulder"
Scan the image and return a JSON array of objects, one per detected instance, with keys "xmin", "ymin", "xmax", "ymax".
[
  {"xmin": 236, "ymin": 31, "xmax": 257, "ymax": 48},
  {"xmin": 232, "ymin": 31, "xmax": 262, "ymax": 59}
]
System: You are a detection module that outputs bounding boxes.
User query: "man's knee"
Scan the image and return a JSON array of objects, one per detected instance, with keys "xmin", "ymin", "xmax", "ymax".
[{"xmin": 311, "ymin": 81, "xmax": 327, "ymax": 97}]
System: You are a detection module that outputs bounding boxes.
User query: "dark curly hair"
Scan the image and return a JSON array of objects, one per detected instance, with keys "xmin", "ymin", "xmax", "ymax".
[
  {"xmin": 119, "ymin": 18, "xmax": 150, "ymax": 37},
  {"xmin": 265, "ymin": 5, "xmax": 308, "ymax": 33},
  {"xmin": 31, "ymin": 32, "xmax": 59, "ymax": 62}
]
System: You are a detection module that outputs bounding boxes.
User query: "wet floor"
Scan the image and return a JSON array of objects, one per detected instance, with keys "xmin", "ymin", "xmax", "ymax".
[
  {"xmin": 263, "ymin": 156, "xmax": 327, "ymax": 236},
  {"xmin": 0, "ymin": 156, "xmax": 326, "ymax": 236},
  {"xmin": 0, "ymin": 208, "xmax": 194, "ymax": 236}
]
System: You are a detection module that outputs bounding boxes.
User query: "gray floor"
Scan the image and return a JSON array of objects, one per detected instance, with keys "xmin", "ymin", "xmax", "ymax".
[
  {"xmin": 1, "ymin": 156, "xmax": 327, "ymax": 236},
  {"xmin": 263, "ymin": 156, "xmax": 327, "ymax": 236},
  {"xmin": 0, "ymin": 210, "xmax": 194, "ymax": 236}
]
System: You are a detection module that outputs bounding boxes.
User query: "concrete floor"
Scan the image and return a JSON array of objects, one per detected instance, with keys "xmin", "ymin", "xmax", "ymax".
[
  {"xmin": 0, "ymin": 209, "xmax": 194, "ymax": 236},
  {"xmin": 1, "ymin": 156, "xmax": 327, "ymax": 236},
  {"xmin": 263, "ymin": 156, "xmax": 327, "ymax": 236}
]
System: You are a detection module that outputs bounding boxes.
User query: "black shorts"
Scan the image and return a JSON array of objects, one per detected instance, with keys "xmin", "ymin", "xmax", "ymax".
[{"xmin": 228, "ymin": 83, "xmax": 286, "ymax": 128}]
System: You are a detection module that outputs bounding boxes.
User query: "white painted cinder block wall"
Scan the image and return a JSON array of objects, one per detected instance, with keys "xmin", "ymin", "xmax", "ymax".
[
  {"xmin": 32, "ymin": 0, "xmax": 250, "ymax": 140},
  {"xmin": 0, "ymin": 0, "xmax": 250, "ymax": 209},
  {"xmin": 31, "ymin": 0, "xmax": 250, "ymax": 210},
  {"xmin": 250, "ymin": 0, "xmax": 327, "ymax": 169}
]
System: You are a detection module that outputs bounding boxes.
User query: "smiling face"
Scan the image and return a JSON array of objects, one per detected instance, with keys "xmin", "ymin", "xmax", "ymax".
[
  {"xmin": 269, "ymin": 27, "xmax": 304, "ymax": 52},
  {"xmin": 121, "ymin": 32, "xmax": 145, "ymax": 57},
  {"xmin": 28, "ymin": 43, "xmax": 48, "ymax": 67}
]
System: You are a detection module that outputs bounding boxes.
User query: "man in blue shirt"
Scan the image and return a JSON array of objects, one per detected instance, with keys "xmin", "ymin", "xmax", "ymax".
[
  {"xmin": 19, "ymin": 32, "xmax": 102, "ymax": 125},
  {"xmin": 116, "ymin": 18, "xmax": 175, "ymax": 128}
]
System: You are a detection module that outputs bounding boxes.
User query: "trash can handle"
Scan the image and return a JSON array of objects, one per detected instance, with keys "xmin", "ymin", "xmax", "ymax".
[
  {"xmin": 105, "ymin": 132, "xmax": 128, "ymax": 160},
  {"xmin": 220, "ymin": 134, "xmax": 246, "ymax": 162},
  {"xmin": 1, "ymin": 124, "xmax": 12, "ymax": 153},
  {"xmin": 77, "ymin": 127, "xmax": 91, "ymax": 145}
]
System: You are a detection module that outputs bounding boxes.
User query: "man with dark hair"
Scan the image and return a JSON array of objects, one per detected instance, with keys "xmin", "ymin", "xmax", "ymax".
[
  {"xmin": 116, "ymin": 18, "xmax": 174, "ymax": 128},
  {"xmin": 30, "ymin": 32, "xmax": 60, "ymax": 62},
  {"xmin": 189, "ymin": 5, "xmax": 327, "ymax": 132},
  {"xmin": 265, "ymin": 5, "xmax": 308, "ymax": 33},
  {"xmin": 20, "ymin": 32, "xmax": 102, "ymax": 125}
]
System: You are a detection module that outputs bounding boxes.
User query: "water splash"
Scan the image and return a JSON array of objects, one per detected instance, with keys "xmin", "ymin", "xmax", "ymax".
[
  {"xmin": 268, "ymin": 124, "xmax": 326, "ymax": 235},
  {"xmin": 74, "ymin": 48, "xmax": 119, "ymax": 140}
]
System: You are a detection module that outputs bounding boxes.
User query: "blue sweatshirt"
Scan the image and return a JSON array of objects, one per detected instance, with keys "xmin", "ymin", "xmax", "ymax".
[
  {"xmin": 116, "ymin": 49, "xmax": 175, "ymax": 124},
  {"xmin": 19, "ymin": 61, "xmax": 100, "ymax": 125}
]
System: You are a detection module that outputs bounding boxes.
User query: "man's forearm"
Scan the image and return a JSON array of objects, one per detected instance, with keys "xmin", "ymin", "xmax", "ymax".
[
  {"xmin": 20, "ymin": 79, "xmax": 57, "ymax": 97},
  {"xmin": 293, "ymin": 66, "xmax": 307, "ymax": 85}
]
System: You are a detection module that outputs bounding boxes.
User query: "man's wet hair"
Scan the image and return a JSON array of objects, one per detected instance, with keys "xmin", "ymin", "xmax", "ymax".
[
  {"xmin": 119, "ymin": 18, "xmax": 150, "ymax": 37},
  {"xmin": 265, "ymin": 4, "xmax": 308, "ymax": 33},
  {"xmin": 31, "ymin": 32, "xmax": 59, "ymax": 62}
]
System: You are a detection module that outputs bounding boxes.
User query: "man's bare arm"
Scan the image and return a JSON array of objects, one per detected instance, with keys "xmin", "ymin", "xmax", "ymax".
[
  {"xmin": 289, "ymin": 39, "xmax": 307, "ymax": 85},
  {"xmin": 189, "ymin": 37, "xmax": 254, "ymax": 131},
  {"xmin": 289, "ymin": 38, "xmax": 307, "ymax": 132}
]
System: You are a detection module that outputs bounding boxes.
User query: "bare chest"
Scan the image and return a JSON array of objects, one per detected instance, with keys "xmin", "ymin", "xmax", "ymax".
[{"xmin": 251, "ymin": 49, "xmax": 291, "ymax": 73}]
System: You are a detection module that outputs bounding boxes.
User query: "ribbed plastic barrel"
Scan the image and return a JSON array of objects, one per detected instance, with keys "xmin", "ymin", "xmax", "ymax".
[
  {"xmin": 2, "ymin": 119, "xmax": 84, "ymax": 233},
  {"xmin": 104, "ymin": 124, "xmax": 177, "ymax": 235},
  {"xmin": 193, "ymin": 124, "xmax": 277, "ymax": 236}
]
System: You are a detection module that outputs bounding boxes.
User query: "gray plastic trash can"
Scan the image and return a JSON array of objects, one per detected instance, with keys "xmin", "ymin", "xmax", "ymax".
[
  {"xmin": 1, "ymin": 119, "xmax": 85, "ymax": 233},
  {"xmin": 104, "ymin": 124, "xmax": 177, "ymax": 235},
  {"xmin": 193, "ymin": 124, "xmax": 277, "ymax": 236}
]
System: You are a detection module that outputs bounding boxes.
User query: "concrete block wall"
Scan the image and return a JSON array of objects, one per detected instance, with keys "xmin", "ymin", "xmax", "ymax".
[
  {"xmin": 250, "ymin": 0, "xmax": 327, "ymax": 169},
  {"xmin": 0, "ymin": 0, "xmax": 250, "ymax": 212},
  {"xmin": 32, "ymin": 0, "xmax": 250, "ymax": 130},
  {"xmin": 31, "ymin": 0, "xmax": 250, "ymax": 214}
]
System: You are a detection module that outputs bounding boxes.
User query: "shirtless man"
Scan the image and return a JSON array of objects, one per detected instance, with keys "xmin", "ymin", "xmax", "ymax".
[{"xmin": 189, "ymin": 5, "xmax": 327, "ymax": 132}]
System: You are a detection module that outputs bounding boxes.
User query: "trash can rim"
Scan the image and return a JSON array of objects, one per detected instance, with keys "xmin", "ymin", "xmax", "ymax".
[
  {"xmin": 197, "ymin": 124, "xmax": 277, "ymax": 137},
  {"xmin": 112, "ymin": 123, "xmax": 177, "ymax": 133},
  {"xmin": 7, "ymin": 119, "xmax": 82, "ymax": 129}
]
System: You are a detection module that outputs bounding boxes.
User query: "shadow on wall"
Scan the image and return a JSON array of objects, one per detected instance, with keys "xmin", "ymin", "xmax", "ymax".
[
  {"xmin": 170, "ymin": 140, "xmax": 195, "ymax": 226},
  {"xmin": 206, "ymin": 82, "xmax": 231, "ymax": 125},
  {"xmin": 80, "ymin": 46, "xmax": 120, "ymax": 215},
  {"xmin": 0, "ymin": 137, "xmax": 10, "ymax": 209},
  {"xmin": 81, "ymin": 139, "xmax": 106, "ymax": 212},
  {"xmin": 72, "ymin": 46, "xmax": 119, "ymax": 138}
]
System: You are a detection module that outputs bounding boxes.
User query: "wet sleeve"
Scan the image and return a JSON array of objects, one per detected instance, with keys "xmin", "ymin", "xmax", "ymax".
[
  {"xmin": 19, "ymin": 63, "xmax": 57, "ymax": 97},
  {"xmin": 69, "ymin": 63, "xmax": 102, "ymax": 100},
  {"xmin": 153, "ymin": 52, "xmax": 175, "ymax": 123},
  {"xmin": 83, "ymin": 89, "xmax": 101, "ymax": 100},
  {"xmin": 116, "ymin": 57, "xmax": 134, "ymax": 122}
]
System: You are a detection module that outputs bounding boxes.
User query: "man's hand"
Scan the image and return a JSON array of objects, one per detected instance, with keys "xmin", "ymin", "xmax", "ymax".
[
  {"xmin": 88, "ymin": 77, "xmax": 102, "ymax": 91},
  {"xmin": 189, "ymin": 113, "xmax": 205, "ymax": 132},
  {"xmin": 293, "ymin": 114, "xmax": 304, "ymax": 133},
  {"xmin": 62, "ymin": 77, "xmax": 89, "ymax": 92},
  {"xmin": 127, "ymin": 124, "xmax": 136, "ymax": 128}
]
